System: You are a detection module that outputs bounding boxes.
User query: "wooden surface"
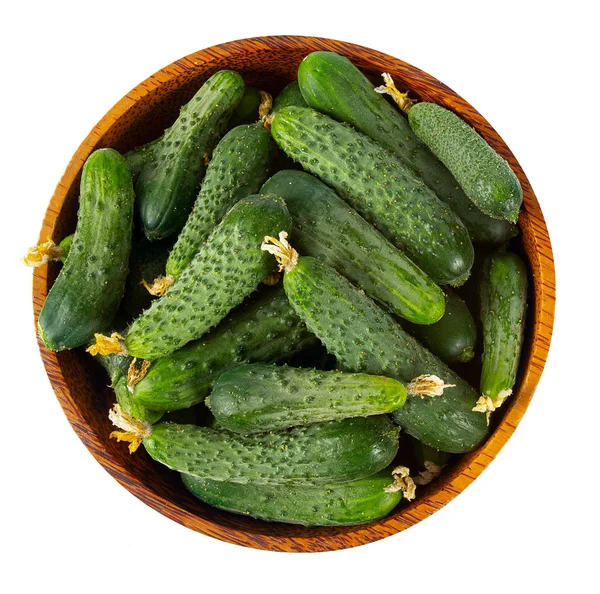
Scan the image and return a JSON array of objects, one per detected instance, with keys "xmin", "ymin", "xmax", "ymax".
[{"xmin": 32, "ymin": 35, "xmax": 556, "ymax": 553}]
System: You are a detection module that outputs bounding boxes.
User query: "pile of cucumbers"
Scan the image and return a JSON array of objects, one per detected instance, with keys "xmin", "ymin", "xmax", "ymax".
[{"xmin": 31, "ymin": 51, "xmax": 528, "ymax": 528}]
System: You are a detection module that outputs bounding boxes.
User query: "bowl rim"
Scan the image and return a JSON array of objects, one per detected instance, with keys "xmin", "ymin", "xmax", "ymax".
[{"xmin": 32, "ymin": 34, "xmax": 556, "ymax": 553}]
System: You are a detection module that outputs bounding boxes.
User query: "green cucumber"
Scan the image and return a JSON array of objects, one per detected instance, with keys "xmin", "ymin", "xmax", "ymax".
[
  {"xmin": 271, "ymin": 81, "xmax": 308, "ymax": 115},
  {"xmin": 260, "ymin": 169, "xmax": 445, "ymax": 324},
  {"xmin": 124, "ymin": 138, "xmax": 161, "ymax": 183},
  {"xmin": 271, "ymin": 106, "xmax": 474, "ymax": 285},
  {"xmin": 165, "ymin": 124, "xmax": 274, "ymax": 279},
  {"xmin": 412, "ymin": 439, "xmax": 451, "ymax": 469},
  {"xmin": 479, "ymin": 252, "xmax": 528, "ymax": 408},
  {"xmin": 272, "ymin": 251, "xmax": 488, "ymax": 453},
  {"xmin": 181, "ymin": 468, "xmax": 402, "ymax": 526},
  {"xmin": 404, "ymin": 291, "xmax": 477, "ymax": 364},
  {"xmin": 124, "ymin": 195, "xmax": 291, "ymax": 360},
  {"xmin": 132, "ymin": 286, "xmax": 318, "ymax": 411},
  {"xmin": 297, "ymin": 51, "xmax": 515, "ymax": 244},
  {"xmin": 38, "ymin": 149, "xmax": 134, "ymax": 350},
  {"xmin": 137, "ymin": 70, "xmax": 245, "ymax": 240},
  {"xmin": 408, "ymin": 102, "xmax": 523, "ymax": 223},
  {"xmin": 142, "ymin": 416, "xmax": 399, "ymax": 485},
  {"xmin": 57, "ymin": 234, "xmax": 73, "ymax": 262},
  {"xmin": 207, "ymin": 363, "xmax": 406, "ymax": 433},
  {"xmin": 228, "ymin": 86, "xmax": 262, "ymax": 127}
]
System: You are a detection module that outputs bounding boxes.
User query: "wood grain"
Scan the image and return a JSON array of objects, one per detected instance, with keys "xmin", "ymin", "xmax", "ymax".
[{"xmin": 32, "ymin": 35, "xmax": 555, "ymax": 553}]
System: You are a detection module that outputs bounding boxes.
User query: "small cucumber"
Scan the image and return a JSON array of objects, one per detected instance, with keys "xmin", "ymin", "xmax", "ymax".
[
  {"xmin": 124, "ymin": 195, "xmax": 291, "ymax": 360},
  {"xmin": 260, "ymin": 169, "xmax": 445, "ymax": 324},
  {"xmin": 404, "ymin": 291, "xmax": 477, "ymax": 364},
  {"xmin": 137, "ymin": 70, "xmax": 245, "ymax": 240},
  {"xmin": 132, "ymin": 286, "xmax": 318, "ymax": 411},
  {"xmin": 227, "ymin": 86, "xmax": 262, "ymax": 127},
  {"xmin": 271, "ymin": 81, "xmax": 308, "ymax": 115},
  {"xmin": 271, "ymin": 106, "xmax": 474, "ymax": 285},
  {"xmin": 479, "ymin": 252, "xmax": 528, "ymax": 410},
  {"xmin": 38, "ymin": 149, "xmax": 134, "ymax": 350},
  {"xmin": 181, "ymin": 468, "xmax": 402, "ymax": 526},
  {"xmin": 408, "ymin": 102, "xmax": 523, "ymax": 223},
  {"xmin": 207, "ymin": 363, "xmax": 407, "ymax": 433},
  {"xmin": 165, "ymin": 124, "xmax": 274, "ymax": 280},
  {"xmin": 124, "ymin": 137, "xmax": 161, "ymax": 183},
  {"xmin": 143, "ymin": 416, "xmax": 400, "ymax": 485},
  {"xmin": 57, "ymin": 234, "xmax": 73, "ymax": 262}
]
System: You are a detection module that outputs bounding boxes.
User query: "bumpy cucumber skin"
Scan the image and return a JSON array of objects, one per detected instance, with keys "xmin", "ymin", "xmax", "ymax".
[
  {"xmin": 405, "ymin": 291, "xmax": 477, "ymax": 364},
  {"xmin": 207, "ymin": 362, "xmax": 407, "ymax": 433},
  {"xmin": 165, "ymin": 124, "xmax": 274, "ymax": 279},
  {"xmin": 228, "ymin": 87, "xmax": 262, "ymax": 127},
  {"xmin": 137, "ymin": 70, "xmax": 245, "ymax": 240},
  {"xmin": 38, "ymin": 149, "xmax": 134, "ymax": 351},
  {"xmin": 182, "ymin": 468, "xmax": 402, "ymax": 526},
  {"xmin": 143, "ymin": 416, "xmax": 400, "ymax": 486},
  {"xmin": 132, "ymin": 286, "xmax": 318, "ymax": 411},
  {"xmin": 271, "ymin": 107, "xmax": 474, "ymax": 285},
  {"xmin": 272, "ymin": 81, "xmax": 308, "ymax": 115},
  {"xmin": 480, "ymin": 252, "xmax": 528, "ymax": 401},
  {"xmin": 261, "ymin": 170, "xmax": 444, "ymax": 324},
  {"xmin": 125, "ymin": 195, "xmax": 291, "ymax": 360},
  {"xmin": 283, "ymin": 257, "xmax": 488, "ymax": 453},
  {"xmin": 408, "ymin": 102, "xmax": 523, "ymax": 223},
  {"xmin": 123, "ymin": 138, "xmax": 161, "ymax": 184}
]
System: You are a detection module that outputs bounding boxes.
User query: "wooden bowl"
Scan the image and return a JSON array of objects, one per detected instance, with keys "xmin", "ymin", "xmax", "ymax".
[{"xmin": 32, "ymin": 35, "xmax": 555, "ymax": 552}]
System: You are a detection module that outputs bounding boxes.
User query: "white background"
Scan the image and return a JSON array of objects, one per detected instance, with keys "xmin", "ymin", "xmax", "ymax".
[{"xmin": 2, "ymin": 1, "xmax": 598, "ymax": 592}]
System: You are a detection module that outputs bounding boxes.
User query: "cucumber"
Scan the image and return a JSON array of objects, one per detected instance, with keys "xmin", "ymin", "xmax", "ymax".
[
  {"xmin": 124, "ymin": 137, "xmax": 161, "ymax": 183},
  {"xmin": 260, "ymin": 169, "xmax": 445, "ymax": 324},
  {"xmin": 207, "ymin": 363, "xmax": 407, "ymax": 433},
  {"xmin": 132, "ymin": 286, "xmax": 318, "ymax": 411},
  {"xmin": 165, "ymin": 124, "xmax": 274, "ymax": 280},
  {"xmin": 297, "ymin": 51, "xmax": 515, "ymax": 244},
  {"xmin": 181, "ymin": 468, "xmax": 402, "ymax": 526},
  {"xmin": 57, "ymin": 234, "xmax": 73, "ymax": 262},
  {"xmin": 228, "ymin": 86, "xmax": 262, "ymax": 127},
  {"xmin": 404, "ymin": 291, "xmax": 477, "ymax": 364},
  {"xmin": 142, "ymin": 416, "xmax": 399, "ymax": 485},
  {"xmin": 265, "ymin": 243, "xmax": 488, "ymax": 453},
  {"xmin": 137, "ymin": 70, "xmax": 245, "ymax": 240},
  {"xmin": 271, "ymin": 81, "xmax": 308, "ymax": 115},
  {"xmin": 408, "ymin": 102, "xmax": 523, "ymax": 223},
  {"xmin": 271, "ymin": 106, "xmax": 474, "ymax": 285},
  {"xmin": 38, "ymin": 149, "xmax": 134, "ymax": 350},
  {"xmin": 479, "ymin": 252, "xmax": 528, "ymax": 411},
  {"xmin": 123, "ymin": 195, "xmax": 291, "ymax": 360}
]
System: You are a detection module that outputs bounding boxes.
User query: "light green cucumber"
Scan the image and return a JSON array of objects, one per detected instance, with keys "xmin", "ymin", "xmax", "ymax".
[
  {"xmin": 38, "ymin": 149, "xmax": 134, "ymax": 350},
  {"xmin": 56, "ymin": 234, "xmax": 73, "ymax": 262},
  {"xmin": 260, "ymin": 169, "xmax": 445, "ymax": 324},
  {"xmin": 207, "ymin": 363, "xmax": 407, "ymax": 433}
]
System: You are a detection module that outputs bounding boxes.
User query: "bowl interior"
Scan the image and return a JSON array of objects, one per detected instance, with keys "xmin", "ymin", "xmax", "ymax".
[{"xmin": 33, "ymin": 36, "xmax": 555, "ymax": 552}]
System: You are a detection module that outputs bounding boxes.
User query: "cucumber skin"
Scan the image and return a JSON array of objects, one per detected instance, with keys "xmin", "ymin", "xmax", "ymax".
[
  {"xmin": 182, "ymin": 468, "xmax": 402, "ymax": 527},
  {"xmin": 283, "ymin": 257, "xmax": 489, "ymax": 453},
  {"xmin": 124, "ymin": 195, "xmax": 291, "ymax": 360},
  {"xmin": 38, "ymin": 149, "xmax": 134, "ymax": 351},
  {"xmin": 124, "ymin": 138, "xmax": 161, "ymax": 184},
  {"xmin": 271, "ymin": 106, "xmax": 474, "ymax": 285},
  {"xmin": 228, "ymin": 86, "xmax": 261, "ymax": 127},
  {"xmin": 207, "ymin": 363, "xmax": 407, "ymax": 433},
  {"xmin": 480, "ymin": 252, "xmax": 528, "ymax": 401},
  {"xmin": 260, "ymin": 170, "xmax": 445, "ymax": 324},
  {"xmin": 404, "ymin": 291, "xmax": 477, "ymax": 364},
  {"xmin": 137, "ymin": 70, "xmax": 245, "ymax": 240},
  {"xmin": 297, "ymin": 51, "xmax": 515, "ymax": 244},
  {"xmin": 271, "ymin": 81, "xmax": 308, "ymax": 115},
  {"xmin": 132, "ymin": 286, "xmax": 318, "ymax": 411},
  {"xmin": 408, "ymin": 102, "xmax": 523, "ymax": 223},
  {"xmin": 57, "ymin": 234, "xmax": 73, "ymax": 262},
  {"xmin": 165, "ymin": 124, "xmax": 274, "ymax": 279},
  {"xmin": 143, "ymin": 416, "xmax": 400, "ymax": 486}
]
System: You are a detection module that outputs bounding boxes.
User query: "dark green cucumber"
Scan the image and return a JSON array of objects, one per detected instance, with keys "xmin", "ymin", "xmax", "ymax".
[
  {"xmin": 228, "ymin": 86, "xmax": 262, "ymax": 127},
  {"xmin": 38, "ymin": 149, "xmax": 134, "ymax": 350},
  {"xmin": 165, "ymin": 124, "xmax": 274, "ymax": 279},
  {"xmin": 297, "ymin": 51, "xmax": 515, "ymax": 244},
  {"xmin": 281, "ymin": 256, "xmax": 488, "ymax": 453},
  {"xmin": 271, "ymin": 81, "xmax": 308, "ymax": 115},
  {"xmin": 404, "ymin": 291, "xmax": 477, "ymax": 364},
  {"xmin": 132, "ymin": 286, "xmax": 318, "ymax": 411},
  {"xmin": 271, "ymin": 106, "xmax": 474, "ymax": 285},
  {"xmin": 124, "ymin": 137, "xmax": 161, "ymax": 183},
  {"xmin": 124, "ymin": 195, "xmax": 291, "ymax": 360},
  {"xmin": 480, "ymin": 252, "xmax": 528, "ymax": 405},
  {"xmin": 207, "ymin": 363, "xmax": 406, "ymax": 433},
  {"xmin": 137, "ymin": 70, "xmax": 245, "ymax": 240},
  {"xmin": 143, "ymin": 416, "xmax": 399, "ymax": 485},
  {"xmin": 408, "ymin": 102, "xmax": 523, "ymax": 223},
  {"xmin": 261, "ymin": 170, "xmax": 444, "ymax": 324},
  {"xmin": 181, "ymin": 468, "xmax": 402, "ymax": 526}
]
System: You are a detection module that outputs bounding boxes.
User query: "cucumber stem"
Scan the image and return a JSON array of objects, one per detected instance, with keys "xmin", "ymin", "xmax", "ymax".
[
  {"xmin": 87, "ymin": 332, "xmax": 126, "ymax": 356},
  {"xmin": 383, "ymin": 465, "xmax": 416, "ymax": 501},
  {"xmin": 472, "ymin": 389, "xmax": 512, "ymax": 425},
  {"xmin": 406, "ymin": 374, "xmax": 456, "ymax": 398},
  {"xmin": 127, "ymin": 358, "xmax": 151, "ymax": 393},
  {"xmin": 413, "ymin": 460, "xmax": 445, "ymax": 486},
  {"xmin": 261, "ymin": 231, "xmax": 298, "ymax": 272},
  {"xmin": 22, "ymin": 238, "xmax": 64, "ymax": 267},
  {"xmin": 108, "ymin": 403, "xmax": 152, "ymax": 454},
  {"xmin": 141, "ymin": 274, "xmax": 175, "ymax": 296},
  {"xmin": 258, "ymin": 90, "xmax": 273, "ymax": 122},
  {"xmin": 261, "ymin": 272, "xmax": 281, "ymax": 286},
  {"xmin": 374, "ymin": 73, "xmax": 416, "ymax": 114}
]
